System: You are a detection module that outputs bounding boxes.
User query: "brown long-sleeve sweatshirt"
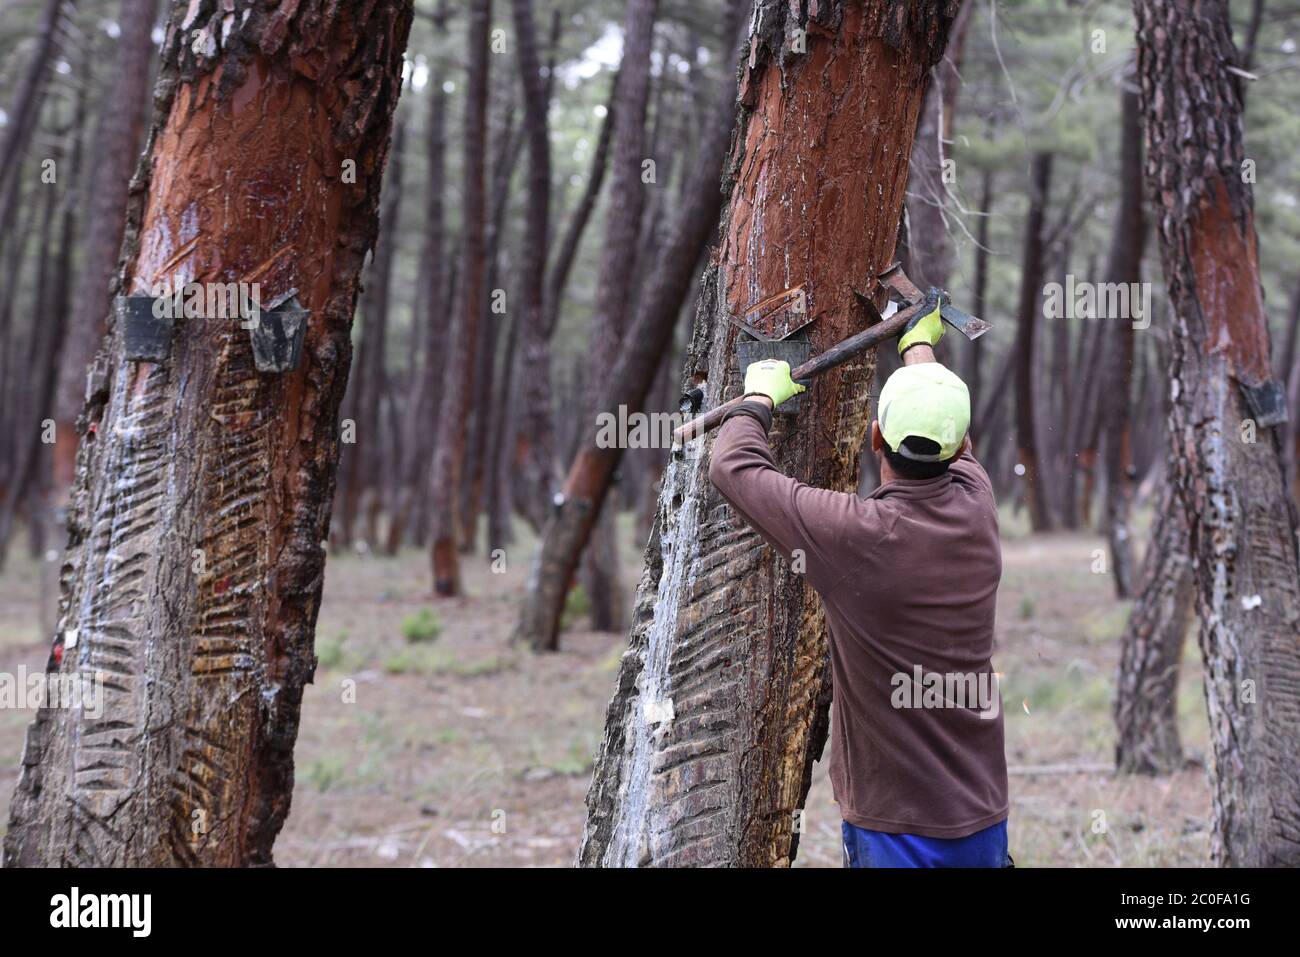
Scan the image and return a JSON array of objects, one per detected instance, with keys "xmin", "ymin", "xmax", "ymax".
[{"xmin": 708, "ymin": 400, "xmax": 1008, "ymax": 838}]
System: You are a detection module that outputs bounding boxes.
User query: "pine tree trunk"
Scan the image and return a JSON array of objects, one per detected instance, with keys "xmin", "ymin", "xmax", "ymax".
[
  {"xmin": 53, "ymin": 0, "xmax": 160, "ymax": 499},
  {"xmin": 3, "ymin": 0, "xmax": 413, "ymax": 867},
  {"xmin": 1114, "ymin": 478, "xmax": 1193, "ymax": 774},
  {"xmin": 1012, "ymin": 151, "xmax": 1055, "ymax": 531},
  {"xmin": 356, "ymin": 122, "xmax": 406, "ymax": 549},
  {"xmin": 1135, "ymin": 0, "xmax": 1300, "ymax": 865},
  {"xmin": 577, "ymin": 0, "xmax": 958, "ymax": 867},
  {"xmin": 429, "ymin": 0, "xmax": 491, "ymax": 596},
  {"xmin": 0, "ymin": 0, "xmax": 67, "ymax": 250},
  {"xmin": 513, "ymin": 0, "xmax": 746, "ymax": 654},
  {"xmin": 460, "ymin": 107, "xmax": 520, "ymax": 553},
  {"xmin": 388, "ymin": 1, "xmax": 451, "ymax": 556},
  {"xmin": 506, "ymin": 0, "xmax": 560, "ymax": 536},
  {"xmin": 1102, "ymin": 83, "xmax": 1146, "ymax": 597},
  {"xmin": 968, "ymin": 163, "xmax": 994, "ymax": 434},
  {"xmin": 902, "ymin": 0, "xmax": 973, "ymax": 292},
  {"xmin": 0, "ymin": 119, "xmax": 71, "ymax": 564},
  {"xmin": 572, "ymin": 0, "xmax": 659, "ymax": 634}
]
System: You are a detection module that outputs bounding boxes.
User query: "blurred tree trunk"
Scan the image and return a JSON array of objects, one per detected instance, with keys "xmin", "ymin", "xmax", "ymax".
[
  {"xmin": 0, "ymin": 195, "xmax": 42, "ymax": 518},
  {"xmin": 0, "ymin": 120, "xmax": 69, "ymax": 564},
  {"xmin": 1102, "ymin": 84, "xmax": 1147, "ymax": 597},
  {"xmin": 0, "ymin": 0, "xmax": 67, "ymax": 252},
  {"xmin": 504, "ymin": 0, "xmax": 563, "ymax": 536},
  {"xmin": 1114, "ymin": 478, "xmax": 1193, "ymax": 774},
  {"xmin": 1135, "ymin": 0, "xmax": 1300, "ymax": 866},
  {"xmin": 578, "ymin": 0, "xmax": 959, "ymax": 867},
  {"xmin": 514, "ymin": 0, "xmax": 747, "ymax": 654},
  {"xmin": 3, "ymin": 0, "xmax": 413, "ymax": 867},
  {"xmin": 968, "ymin": 164, "xmax": 994, "ymax": 437},
  {"xmin": 545, "ymin": 76, "xmax": 616, "ymax": 338},
  {"xmin": 1013, "ymin": 151, "xmax": 1055, "ymax": 531},
  {"xmin": 1050, "ymin": 244, "xmax": 1076, "ymax": 527},
  {"xmin": 388, "ymin": 0, "xmax": 451, "ymax": 556},
  {"xmin": 53, "ymin": 0, "xmax": 159, "ymax": 501},
  {"xmin": 356, "ymin": 122, "xmax": 406, "ymax": 549},
  {"xmin": 902, "ymin": 0, "xmax": 972, "ymax": 289},
  {"xmin": 460, "ymin": 106, "xmax": 520, "ymax": 553},
  {"xmin": 1275, "ymin": 278, "xmax": 1300, "ymax": 501},
  {"xmin": 1291, "ymin": 352, "xmax": 1300, "ymax": 505},
  {"xmin": 1071, "ymin": 317, "xmax": 1108, "ymax": 526},
  {"xmin": 574, "ymin": 0, "xmax": 660, "ymax": 634},
  {"xmin": 429, "ymin": 0, "xmax": 491, "ymax": 596}
]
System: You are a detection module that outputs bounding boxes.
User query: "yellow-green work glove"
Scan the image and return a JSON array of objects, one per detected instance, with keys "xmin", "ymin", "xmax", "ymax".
[
  {"xmin": 897, "ymin": 291, "xmax": 945, "ymax": 357},
  {"xmin": 743, "ymin": 359, "xmax": 806, "ymax": 408}
]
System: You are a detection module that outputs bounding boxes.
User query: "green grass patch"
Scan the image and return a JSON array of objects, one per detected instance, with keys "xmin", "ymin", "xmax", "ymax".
[
  {"xmin": 401, "ymin": 608, "xmax": 442, "ymax": 644},
  {"xmin": 381, "ymin": 646, "xmax": 516, "ymax": 678}
]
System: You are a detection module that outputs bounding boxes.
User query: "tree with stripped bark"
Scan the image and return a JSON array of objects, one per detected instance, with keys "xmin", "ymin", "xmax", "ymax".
[
  {"xmin": 578, "ymin": 0, "xmax": 960, "ymax": 868},
  {"xmin": 1133, "ymin": 0, "xmax": 1300, "ymax": 865},
  {"xmin": 4, "ymin": 0, "xmax": 413, "ymax": 867}
]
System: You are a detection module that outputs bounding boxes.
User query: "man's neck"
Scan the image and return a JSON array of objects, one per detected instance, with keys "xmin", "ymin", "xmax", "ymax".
[{"xmin": 878, "ymin": 457, "xmax": 902, "ymax": 486}]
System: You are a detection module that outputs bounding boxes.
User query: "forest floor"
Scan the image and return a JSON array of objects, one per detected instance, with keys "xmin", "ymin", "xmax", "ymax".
[{"xmin": 0, "ymin": 508, "xmax": 1211, "ymax": 867}]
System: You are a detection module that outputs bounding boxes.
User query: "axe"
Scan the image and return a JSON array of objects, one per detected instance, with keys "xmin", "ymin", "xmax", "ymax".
[{"xmin": 671, "ymin": 264, "xmax": 989, "ymax": 446}]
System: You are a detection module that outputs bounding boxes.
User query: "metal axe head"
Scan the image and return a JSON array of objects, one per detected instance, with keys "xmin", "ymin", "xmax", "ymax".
[
  {"xmin": 938, "ymin": 298, "xmax": 991, "ymax": 341},
  {"xmin": 876, "ymin": 263, "xmax": 991, "ymax": 342}
]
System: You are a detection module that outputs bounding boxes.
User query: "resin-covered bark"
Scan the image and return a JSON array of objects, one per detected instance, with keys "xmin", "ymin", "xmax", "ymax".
[
  {"xmin": 579, "ymin": 0, "xmax": 957, "ymax": 868},
  {"xmin": 4, "ymin": 0, "xmax": 413, "ymax": 867}
]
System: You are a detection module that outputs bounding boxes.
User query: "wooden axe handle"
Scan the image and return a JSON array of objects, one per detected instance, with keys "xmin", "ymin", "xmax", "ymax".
[{"xmin": 672, "ymin": 299, "xmax": 925, "ymax": 446}]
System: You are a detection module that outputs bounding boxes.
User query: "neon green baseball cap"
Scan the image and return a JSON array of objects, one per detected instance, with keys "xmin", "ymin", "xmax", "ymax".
[{"xmin": 877, "ymin": 363, "xmax": 970, "ymax": 461}]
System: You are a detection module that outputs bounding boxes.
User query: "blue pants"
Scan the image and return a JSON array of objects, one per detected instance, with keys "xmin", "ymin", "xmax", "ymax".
[{"xmin": 841, "ymin": 819, "xmax": 1009, "ymax": 868}]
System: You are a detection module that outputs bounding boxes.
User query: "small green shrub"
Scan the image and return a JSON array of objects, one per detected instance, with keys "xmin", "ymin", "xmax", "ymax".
[{"xmin": 401, "ymin": 608, "xmax": 442, "ymax": 644}]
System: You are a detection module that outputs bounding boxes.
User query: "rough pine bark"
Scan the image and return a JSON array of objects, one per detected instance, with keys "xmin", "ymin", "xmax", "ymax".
[
  {"xmin": 578, "ymin": 0, "xmax": 958, "ymax": 868},
  {"xmin": 3, "ymin": 0, "xmax": 413, "ymax": 867},
  {"xmin": 1135, "ymin": 0, "xmax": 1300, "ymax": 865},
  {"xmin": 429, "ymin": 0, "xmax": 490, "ymax": 596}
]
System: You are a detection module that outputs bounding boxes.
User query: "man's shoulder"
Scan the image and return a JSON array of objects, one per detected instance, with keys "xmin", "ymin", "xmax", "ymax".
[{"xmin": 947, "ymin": 451, "xmax": 995, "ymax": 500}]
